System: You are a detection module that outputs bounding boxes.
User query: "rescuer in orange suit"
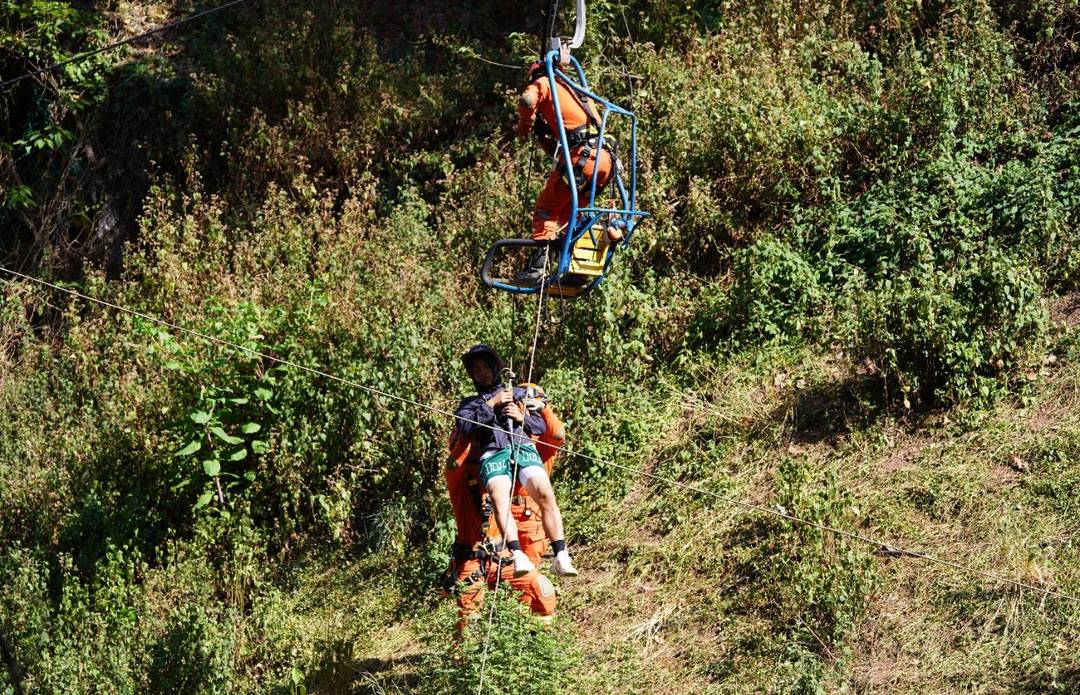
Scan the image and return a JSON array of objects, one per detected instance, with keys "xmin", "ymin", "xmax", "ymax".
[
  {"xmin": 442, "ymin": 384, "xmax": 568, "ymax": 625},
  {"xmin": 515, "ymin": 60, "xmax": 617, "ymax": 283}
]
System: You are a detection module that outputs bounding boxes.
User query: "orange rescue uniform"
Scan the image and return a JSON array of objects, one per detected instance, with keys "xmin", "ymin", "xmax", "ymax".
[
  {"xmin": 517, "ymin": 72, "xmax": 613, "ymax": 241},
  {"xmin": 443, "ymin": 404, "xmax": 567, "ymax": 621}
]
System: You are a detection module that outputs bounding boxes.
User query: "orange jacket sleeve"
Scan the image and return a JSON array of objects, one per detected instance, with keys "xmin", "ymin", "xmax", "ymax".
[{"xmin": 516, "ymin": 79, "xmax": 546, "ymax": 138}]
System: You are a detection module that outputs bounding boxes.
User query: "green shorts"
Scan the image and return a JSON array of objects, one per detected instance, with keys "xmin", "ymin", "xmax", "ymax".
[{"xmin": 479, "ymin": 442, "xmax": 543, "ymax": 487}]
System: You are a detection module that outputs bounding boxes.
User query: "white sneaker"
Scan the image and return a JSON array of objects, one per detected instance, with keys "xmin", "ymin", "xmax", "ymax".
[
  {"xmin": 512, "ymin": 550, "xmax": 535, "ymax": 577},
  {"xmin": 551, "ymin": 551, "xmax": 578, "ymax": 577}
]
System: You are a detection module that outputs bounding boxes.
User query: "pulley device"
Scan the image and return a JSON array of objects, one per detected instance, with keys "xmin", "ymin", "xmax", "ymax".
[{"xmin": 480, "ymin": 0, "xmax": 649, "ymax": 299}]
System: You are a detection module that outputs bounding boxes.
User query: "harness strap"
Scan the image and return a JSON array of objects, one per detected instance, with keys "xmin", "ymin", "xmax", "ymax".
[
  {"xmin": 556, "ymin": 74, "xmax": 601, "ymax": 129},
  {"xmin": 562, "ymin": 137, "xmax": 612, "ymax": 195},
  {"xmin": 450, "ymin": 537, "xmax": 512, "ymax": 588},
  {"xmin": 565, "ymin": 125, "xmax": 595, "ymax": 149}
]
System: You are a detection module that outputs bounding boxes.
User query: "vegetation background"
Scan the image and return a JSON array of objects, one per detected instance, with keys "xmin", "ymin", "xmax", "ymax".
[{"xmin": 2, "ymin": 0, "xmax": 1080, "ymax": 692}]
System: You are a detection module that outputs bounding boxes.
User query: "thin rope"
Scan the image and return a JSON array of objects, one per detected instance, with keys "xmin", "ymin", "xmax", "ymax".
[
  {"xmin": 476, "ymin": 413, "xmax": 524, "ymax": 695},
  {"xmin": 524, "ymin": 247, "xmax": 548, "ymax": 385},
  {"xmin": 476, "ymin": 550, "xmax": 499, "ymax": 695},
  {"xmin": 2, "ymin": 264, "xmax": 1077, "ymax": 604},
  {"xmin": 466, "ymin": 54, "xmax": 521, "ymax": 71},
  {"xmin": 0, "ymin": 0, "xmax": 254, "ymax": 92},
  {"xmin": 478, "ymin": 241, "xmax": 549, "ymax": 695},
  {"xmin": 477, "ymin": 135, "xmax": 551, "ymax": 694}
]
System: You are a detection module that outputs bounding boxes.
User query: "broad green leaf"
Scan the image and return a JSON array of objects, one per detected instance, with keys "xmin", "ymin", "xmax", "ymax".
[
  {"xmin": 254, "ymin": 388, "xmax": 272, "ymax": 401},
  {"xmin": 203, "ymin": 460, "xmax": 221, "ymax": 477},
  {"xmin": 175, "ymin": 440, "xmax": 201, "ymax": 457},
  {"xmin": 211, "ymin": 427, "xmax": 243, "ymax": 445},
  {"xmin": 164, "ymin": 361, "xmax": 181, "ymax": 370},
  {"xmin": 229, "ymin": 397, "xmax": 249, "ymax": 405},
  {"xmin": 244, "ymin": 470, "xmax": 257, "ymax": 482},
  {"xmin": 190, "ymin": 411, "xmax": 211, "ymax": 424},
  {"xmin": 242, "ymin": 422, "xmax": 261, "ymax": 434},
  {"xmin": 229, "ymin": 448, "xmax": 248, "ymax": 461},
  {"xmin": 194, "ymin": 491, "xmax": 214, "ymax": 509},
  {"xmin": 251, "ymin": 440, "xmax": 269, "ymax": 454}
]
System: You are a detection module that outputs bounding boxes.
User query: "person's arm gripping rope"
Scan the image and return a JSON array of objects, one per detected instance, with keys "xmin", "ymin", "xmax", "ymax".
[{"xmin": 517, "ymin": 78, "xmax": 545, "ymax": 139}]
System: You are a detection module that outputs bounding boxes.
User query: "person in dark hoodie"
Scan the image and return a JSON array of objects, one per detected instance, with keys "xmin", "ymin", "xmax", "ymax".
[{"xmin": 454, "ymin": 344, "xmax": 578, "ymax": 577}]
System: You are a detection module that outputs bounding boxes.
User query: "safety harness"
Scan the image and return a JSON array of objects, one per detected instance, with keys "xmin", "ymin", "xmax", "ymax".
[
  {"xmin": 448, "ymin": 537, "xmax": 502, "ymax": 587},
  {"xmin": 442, "ymin": 447, "xmax": 508, "ymax": 593},
  {"xmin": 555, "ymin": 80, "xmax": 621, "ymax": 196}
]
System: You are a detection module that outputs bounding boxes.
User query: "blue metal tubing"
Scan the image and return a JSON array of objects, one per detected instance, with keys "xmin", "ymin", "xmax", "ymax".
[
  {"xmin": 555, "ymin": 61, "xmax": 633, "ymax": 116},
  {"xmin": 533, "ymin": 50, "xmax": 649, "ymax": 292},
  {"xmin": 543, "ymin": 51, "xmax": 577, "ymax": 278},
  {"xmin": 584, "ymin": 108, "xmax": 609, "ymax": 210},
  {"xmin": 544, "ymin": 51, "xmax": 641, "ymax": 277},
  {"xmin": 490, "ymin": 280, "xmax": 545, "ymax": 294}
]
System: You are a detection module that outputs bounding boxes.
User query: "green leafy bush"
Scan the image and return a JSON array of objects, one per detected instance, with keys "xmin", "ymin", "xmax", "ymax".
[
  {"xmin": 812, "ymin": 144, "xmax": 1061, "ymax": 406},
  {"xmin": 761, "ymin": 459, "xmax": 879, "ymax": 651},
  {"xmin": 727, "ymin": 237, "xmax": 826, "ymax": 347},
  {"xmin": 418, "ymin": 586, "xmax": 578, "ymax": 695},
  {"xmin": 848, "ymin": 243, "xmax": 1046, "ymax": 405}
]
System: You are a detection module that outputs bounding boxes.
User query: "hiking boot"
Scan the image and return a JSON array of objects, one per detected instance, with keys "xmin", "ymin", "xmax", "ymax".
[
  {"xmin": 551, "ymin": 550, "xmax": 578, "ymax": 577},
  {"xmin": 512, "ymin": 549, "xmax": 535, "ymax": 577},
  {"xmin": 514, "ymin": 248, "xmax": 550, "ymax": 285}
]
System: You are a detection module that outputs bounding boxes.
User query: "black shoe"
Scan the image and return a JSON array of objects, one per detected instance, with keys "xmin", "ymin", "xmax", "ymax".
[{"xmin": 514, "ymin": 248, "xmax": 549, "ymax": 285}]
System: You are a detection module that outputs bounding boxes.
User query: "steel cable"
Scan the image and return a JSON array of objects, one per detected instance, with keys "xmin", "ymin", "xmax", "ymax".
[
  {"xmin": 2, "ymin": 264, "xmax": 1077, "ymax": 607},
  {"xmin": 1, "ymin": 0, "xmax": 255, "ymax": 92}
]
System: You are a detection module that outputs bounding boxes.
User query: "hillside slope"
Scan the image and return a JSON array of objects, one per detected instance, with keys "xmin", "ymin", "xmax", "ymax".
[{"xmin": 2, "ymin": 1, "xmax": 1080, "ymax": 693}]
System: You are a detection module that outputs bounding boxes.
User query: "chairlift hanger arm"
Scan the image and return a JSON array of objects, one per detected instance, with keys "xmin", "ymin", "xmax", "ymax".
[
  {"xmin": 541, "ymin": 0, "xmax": 586, "ymax": 55},
  {"xmin": 569, "ymin": 0, "xmax": 586, "ymax": 50}
]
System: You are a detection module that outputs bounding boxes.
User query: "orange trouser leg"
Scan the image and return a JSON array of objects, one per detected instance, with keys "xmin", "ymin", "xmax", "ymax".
[
  {"xmin": 532, "ymin": 170, "xmax": 571, "ymax": 241},
  {"xmin": 530, "ymin": 148, "xmax": 614, "ymax": 241},
  {"xmin": 489, "ymin": 557, "xmax": 557, "ymax": 617},
  {"xmin": 455, "ymin": 557, "xmax": 487, "ymax": 629},
  {"xmin": 578, "ymin": 146, "xmax": 613, "ymax": 196},
  {"xmin": 516, "ymin": 510, "xmax": 549, "ymax": 567},
  {"xmin": 456, "ymin": 556, "xmax": 557, "ymax": 622}
]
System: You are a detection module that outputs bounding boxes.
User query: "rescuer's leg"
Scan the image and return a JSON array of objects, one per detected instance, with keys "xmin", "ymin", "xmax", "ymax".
[
  {"xmin": 531, "ymin": 171, "xmax": 571, "ymax": 241},
  {"xmin": 518, "ymin": 172, "xmax": 572, "ymax": 284},
  {"xmin": 495, "ymin": 557, "xmax": 558, "ymax": 619}
]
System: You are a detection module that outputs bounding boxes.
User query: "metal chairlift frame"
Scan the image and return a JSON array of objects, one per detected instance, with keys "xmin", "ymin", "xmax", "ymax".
[{"xmin": 480, "ymin": 48, "xmax": 649, "ymax": 298}]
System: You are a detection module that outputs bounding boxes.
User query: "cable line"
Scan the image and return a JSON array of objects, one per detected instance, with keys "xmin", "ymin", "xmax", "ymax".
[
  {"xmin": 478, "ymin": 243, "xmax": 550, "ymax": 695},
  {"xmin": 0, "ymin": 0, "xmax": 255, "ymax": 92},
  {"xmin": 2, "ymin": 263, "xmax": 1077, "ymax": 607}
]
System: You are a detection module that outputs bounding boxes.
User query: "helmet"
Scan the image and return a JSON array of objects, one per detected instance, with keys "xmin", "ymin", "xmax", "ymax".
[
  {"xmin": 461, "ymin": 344, "xmax": 506, "ymax": 375},
  {"xmin": 517, "ymin": 382, "xmax": 547, "ymax": 412},
  {"xmin": 528, "ymin": 60, "xmax": 546, "ymax": 82}
]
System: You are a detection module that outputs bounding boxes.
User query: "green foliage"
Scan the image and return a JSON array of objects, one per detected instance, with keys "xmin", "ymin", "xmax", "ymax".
[
  {"xmin": 811, "ymin": 143, "xmax": 1065, "ymax": 406},
  {"xmin": 760, "ymin": 459, "xmax": 879, "ymax": 650},
  {"xmin": 2, "ymin": 0, "xmax": 1080, "ymax": 692},
  {"xmin": 1023, "ymin": 432, "xmax": 1080, "ymax": 517},
  {"xmin": 848, "ymin": 243, "xmax": 1046, "ymax": 406},
  {"xmin": 156, "ymin": 321, "xmax": 280, "ymax": 518},
  {"xmin": 1, "ymin": 0, "xmax": 116, "ymax": 244},
  {"xmin": 692, "ymin": 237, "xmax": 826, "ymax": 349},
  {"xmin": 418, "ymin": 586, "xmax": 578, "ymax": 695}
]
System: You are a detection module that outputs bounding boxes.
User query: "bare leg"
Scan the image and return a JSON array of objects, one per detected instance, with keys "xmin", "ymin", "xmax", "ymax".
[
  {"xmin": 486, "ymin": 475, "xmax": 519, "ymax": 543},
  {"xmin": 523, "ymin": 471, "xmax": 565, "ymax": 543}
]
